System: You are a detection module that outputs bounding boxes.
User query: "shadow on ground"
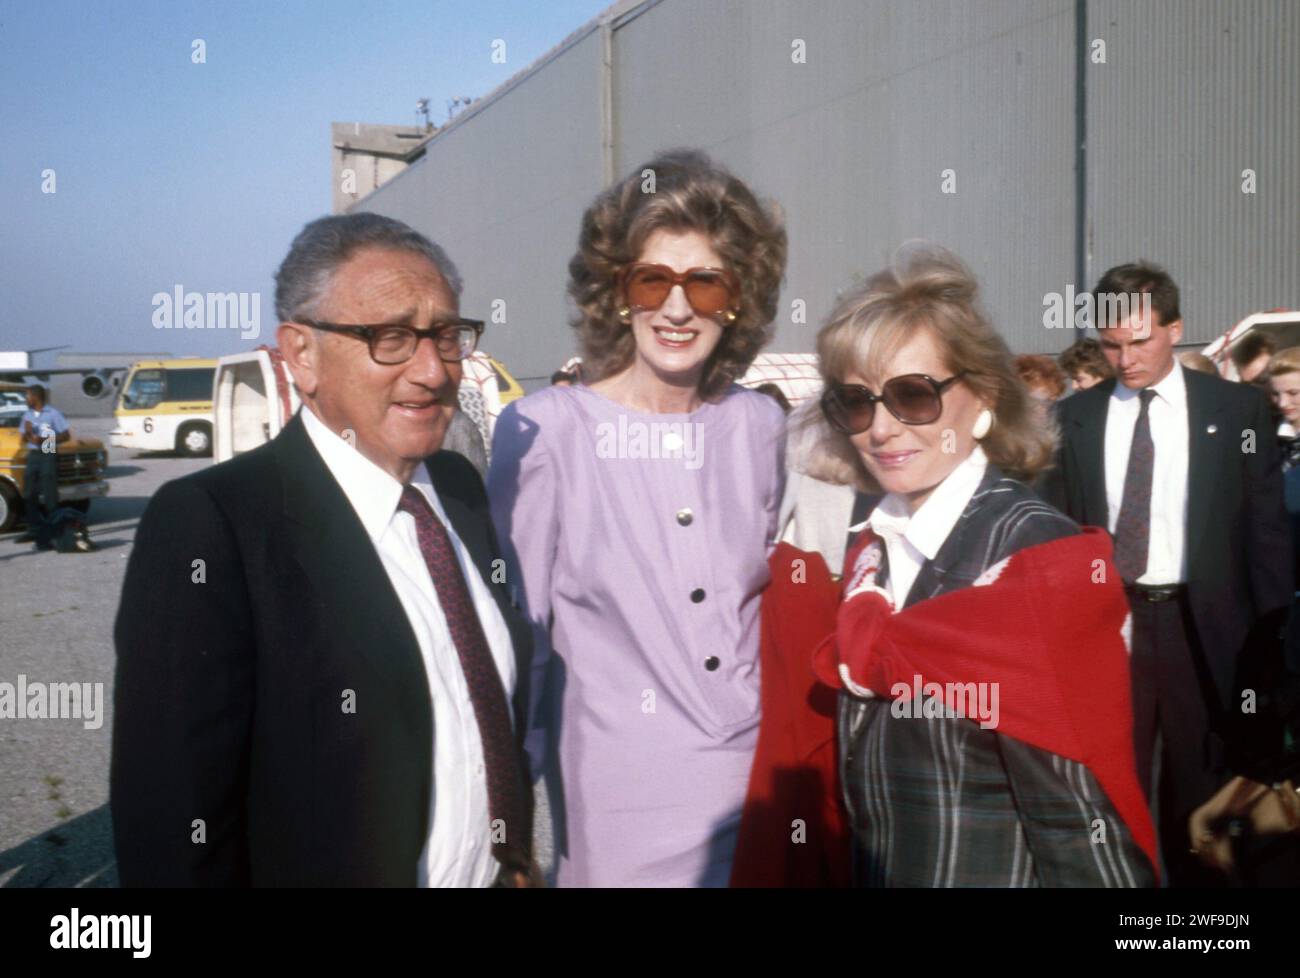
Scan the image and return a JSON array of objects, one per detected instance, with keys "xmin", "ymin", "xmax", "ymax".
[
  {"xmin": 0, "ymin": 494, "xmax": 149, "ymax": 540},
  {"xmin": 87, "ymin": 495, "xmax": 151, "ymax": 525},
  {"xmin": 0, "ymin": 806, "xmax": 119, "ymax": 887},
  {"xmin": 0, "ymin": 537, "xmax": 131, "ymax": 563}
]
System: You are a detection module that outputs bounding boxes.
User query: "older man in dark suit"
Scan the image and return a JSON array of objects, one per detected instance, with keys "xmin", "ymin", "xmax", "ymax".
[
  {"xmin": 111, "ymin": 213, "xmax": 536, "ymax": 887},
  {"xmin": 1041, "ymin": 261, "xmax": 1293, "ymax": 885}
]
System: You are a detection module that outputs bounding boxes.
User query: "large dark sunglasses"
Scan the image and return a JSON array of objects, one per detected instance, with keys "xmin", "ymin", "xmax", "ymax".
[
  {"xmin": 299, "ymin": 318, "xmax": 484, "ymax": 364},
  {"xmin": 821, "ymin": 371, "xmax": 970, "ymax": 434},
  {"xmin": 618, "ymin": 263, "xmax": 739, "ymax": 318}
]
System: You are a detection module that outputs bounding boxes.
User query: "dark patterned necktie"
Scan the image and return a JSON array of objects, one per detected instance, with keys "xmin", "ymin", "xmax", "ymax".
[
  {"xmin": 398, "ymin": 485, "xmax": 530, "ymax": 875},
  {"xmin": 1114, "ymin": 389, "xmax": 1156, "ymax": 585}
]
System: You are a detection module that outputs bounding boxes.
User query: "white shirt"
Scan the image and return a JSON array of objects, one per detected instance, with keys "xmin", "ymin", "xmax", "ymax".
[
  {"xmin": 856, "ymin": 445, "xmax": 990, "ymax": 608},
  {"xmin": 301, "ymin": 406, "xmax": 516, "ymax": 888},
  {"xmin": 1103, "ymin": 363, "xmax": 1190, "ymax": 585}
]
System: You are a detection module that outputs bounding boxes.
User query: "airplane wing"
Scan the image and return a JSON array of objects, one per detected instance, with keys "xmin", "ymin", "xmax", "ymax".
[
  {"xmin": 0, "ymin": 368, "xmax": 126, "ymax": 380},
  {"xmin": 0, "ymin": 367, "xmax": 127, "ymax": 399}
]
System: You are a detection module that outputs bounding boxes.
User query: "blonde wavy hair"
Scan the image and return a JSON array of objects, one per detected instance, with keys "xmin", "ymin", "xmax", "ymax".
[
  {"xmin": 800, "ymin": 245, "xmax": 1057, "ymax": 492},
  {"xmin": 567, "ymin": 149, "xmax": 787, "ymax": 400},
  {"xmin": 1267, "ymin": 346, "xmax": 1300, "ymax": 379}
]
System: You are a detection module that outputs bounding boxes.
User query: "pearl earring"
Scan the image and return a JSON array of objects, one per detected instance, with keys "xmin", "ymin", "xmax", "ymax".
[{"xmin": 971, "ymin": 408, "xmax": 994, "ymax": 440}]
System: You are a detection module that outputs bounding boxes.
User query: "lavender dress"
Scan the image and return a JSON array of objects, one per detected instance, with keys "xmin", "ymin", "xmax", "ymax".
[{"xmin": 487, "ymin": 383, "xmax": 785, "ymax": 886}]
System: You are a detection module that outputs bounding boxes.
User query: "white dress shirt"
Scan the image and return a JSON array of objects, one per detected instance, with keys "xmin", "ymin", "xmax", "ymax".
[
  {"xmin": 855, "ymin": 445, "xmax": 990, "ymax": 608},
  {"xmin": 1103, "ymin": 363, "xmax": 1190, "ymax": 586},
  {"xmin": 301, "ymin": 406, "xmax": 516, "ymax": 888}
]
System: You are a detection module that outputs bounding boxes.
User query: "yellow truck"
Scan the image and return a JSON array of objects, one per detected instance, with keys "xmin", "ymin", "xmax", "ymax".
[
  {"xmin": 0, "ymin": 383, "xmax": 111, "ymax": 533},
  {"xmin": 111, "ymin": 358, "xmax": 217, "ymax": 457}
]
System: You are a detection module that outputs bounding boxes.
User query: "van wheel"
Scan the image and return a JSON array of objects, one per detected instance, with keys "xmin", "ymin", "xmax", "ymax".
[
  {"xmin": 177, "ymin": 423, "xmax": 213, "ymax": 457},
  {"xmin": 0, "ymin": 483, "xmax": 19, "ymax": 533}
]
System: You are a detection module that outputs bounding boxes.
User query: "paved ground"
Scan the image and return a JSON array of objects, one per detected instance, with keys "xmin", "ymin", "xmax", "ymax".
[
  {"xmin": 0, "ymin": 416, "xmax": 553, "ymax": 886},
  {"xmin": 0, "ymin": 417, "xmax": 207, "ymax": 886}
]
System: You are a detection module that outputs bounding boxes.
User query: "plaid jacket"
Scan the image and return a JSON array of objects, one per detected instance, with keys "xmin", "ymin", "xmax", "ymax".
[{"xmin": 839, "ymin": 466, "xmax": 1155, "ymax": 887}]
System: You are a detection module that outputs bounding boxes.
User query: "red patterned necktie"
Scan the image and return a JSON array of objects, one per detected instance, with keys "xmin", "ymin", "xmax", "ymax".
[
  {"xmin": 1114, "ymin": 388, "xmax": 1156, "ymax": 585},
  {"xmin": 398, "ymin": 485, "xmax": 530, "ymax": 875}
]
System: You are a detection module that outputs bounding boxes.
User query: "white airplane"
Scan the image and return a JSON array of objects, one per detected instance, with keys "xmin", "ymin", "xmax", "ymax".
[{"xmin": 0, "ymin": 346, "xmax": 127, "ymax": 400}]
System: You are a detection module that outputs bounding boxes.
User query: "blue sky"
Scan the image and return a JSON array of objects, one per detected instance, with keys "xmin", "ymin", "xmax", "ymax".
[{"xmin": 0, "ymin": 0, "xmax": 612, "ymax": 362}]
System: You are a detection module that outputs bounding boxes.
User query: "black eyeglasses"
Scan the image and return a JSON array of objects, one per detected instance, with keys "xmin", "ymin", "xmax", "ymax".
[
  {"xmin": 821, "ymin": 372, "xmax": 969, "ymax": 434},
  {"xmin": 298, "ymin": 318, "xmax": 484, "ymax": 364}
]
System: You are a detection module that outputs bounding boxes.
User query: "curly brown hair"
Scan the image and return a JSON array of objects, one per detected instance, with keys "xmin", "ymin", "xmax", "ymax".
[
  {"xmin": 1013, "ymin": 354, "xmax": 1067, "ymax": 400},
  {"xmin": 567, "ymin": 149, "xmax": 787, "ymax": 400},
  {"xmin": 1057, "ymin": 337, "xmax": 1112, "ymax": 382}
]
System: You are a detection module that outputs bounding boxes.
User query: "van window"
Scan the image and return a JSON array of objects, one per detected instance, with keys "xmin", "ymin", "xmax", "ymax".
[
  {"xmin": 0, "ymin": 391, "xmax": 25, "ymax": 427},
  {"xmin": 122, "ymin": 369, "xmax": 165, "ymax": 410},
  {"xmin": 167, "ymin": 368, "xmax": 215, "ymax": 402}
]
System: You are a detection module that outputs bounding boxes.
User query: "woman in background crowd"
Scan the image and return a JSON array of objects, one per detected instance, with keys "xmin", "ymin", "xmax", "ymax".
[
  {"xmin": 1014, "ymin": 353, "xmax": 1067, "ymax": 403},
  {"xmin": 1266, "ymin": 347, "xmax": 1300, "ymax": 566},
  {"xmin": 774, "ymin": 397, "xmax": 862, "ymax": 577},
  {"xmin": 1267, "ymin": 347, "xmax": 1300, "ymax": 468},
  {"xmin": 1057, "ymin": 337, "xmax": 1112, "ymax": 391},
  {"xmin": 1178, "ymin": 351, "xmax": 1220, "ymax": 376}
]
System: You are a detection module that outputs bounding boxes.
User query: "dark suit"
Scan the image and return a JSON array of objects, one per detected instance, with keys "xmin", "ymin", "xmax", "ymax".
[
  {"xmin": 111, "ymin": 412, "xmax": 533, "ymax": 887},
  {"xmin": 1040, "ymin": 366, "xmax": 1292, "ymax": 881},
  {"xmin": 1042, "ymin": 368, "xmax": 1292, "ymax": 706}
]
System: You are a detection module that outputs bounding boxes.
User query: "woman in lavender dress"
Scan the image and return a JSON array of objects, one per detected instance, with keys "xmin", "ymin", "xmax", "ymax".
[{"xmin": 487, "ymin": 150, "xmax": 787, "ymax": 886}]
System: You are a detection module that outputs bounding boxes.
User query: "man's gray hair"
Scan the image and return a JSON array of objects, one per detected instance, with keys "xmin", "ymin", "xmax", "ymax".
[{"xmin": 274, "ymin": 213, "xmax": 463, "ymax": 323}]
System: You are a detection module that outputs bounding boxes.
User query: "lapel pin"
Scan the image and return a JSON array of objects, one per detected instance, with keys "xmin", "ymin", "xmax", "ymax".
[{"xmin": 1206, "ymin": 424, "xmax": 1217, "ymax": 434}]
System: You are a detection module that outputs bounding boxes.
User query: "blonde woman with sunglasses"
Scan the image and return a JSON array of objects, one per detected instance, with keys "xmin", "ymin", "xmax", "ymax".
[{"xmin": 739, "ymin": 246, "xmax": 1159, "ymax": 887}]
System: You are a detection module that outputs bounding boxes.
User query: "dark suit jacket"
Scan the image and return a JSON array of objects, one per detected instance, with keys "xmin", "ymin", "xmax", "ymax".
[
  {"xmin": 111, "ymin": 412, "xmax": 533, "ymax": 887},
  {"xmin": 1039, "ymin": 367, "xmax": 1293, "ymax": 705}
]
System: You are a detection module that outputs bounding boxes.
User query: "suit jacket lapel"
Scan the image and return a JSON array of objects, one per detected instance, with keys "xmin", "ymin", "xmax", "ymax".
[
  {"xmin": 1183, "ymin": 368, "xmax": 1224, "ymax": 575},
  {"xmin": 903, "ymin": 466, "xmax": 1004, "ymax": 607},
  {"xmin": 274, "ymin": 414, "xmax": 434, "ymax": 737},
  {"xmin": 1072, "ymin": 380, "xmax": 1114, "ymax": 528},
  {"xmin": 429, "ymin": 469, "xmax": 496, "ymax": 594},
  {"xmin": 902, "ymin": 531, "xmax": 935, "ymax": 610}
]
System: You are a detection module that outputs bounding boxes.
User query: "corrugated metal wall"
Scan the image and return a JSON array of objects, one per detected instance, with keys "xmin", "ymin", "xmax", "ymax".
[
  {"xmin": 1086, "ymin": 0, "xmax": 1300, "ymax": 345},
  {"xmin": 615, "ymin": 0, "xmax": 1076, "ymax": 358},
  {"xmin": 356, "ymin": 0, "xmax": 1297, "ymax": 384},
  {"xmin": 355, "ymin": 28, "xmax": 608, "ymax": 386}
]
